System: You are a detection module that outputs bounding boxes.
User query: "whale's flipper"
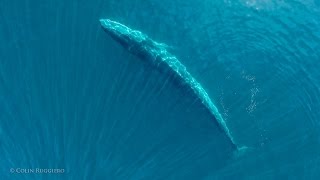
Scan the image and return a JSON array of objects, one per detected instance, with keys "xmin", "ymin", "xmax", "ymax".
[{"xmin": 100, "ymin": 18, "xmax": 244, "ymax": 150}]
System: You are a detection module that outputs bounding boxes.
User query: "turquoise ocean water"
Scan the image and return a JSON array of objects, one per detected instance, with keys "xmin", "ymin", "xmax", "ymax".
[{"xmin": 0, "ymin": 0, "xmax": 320, "ymax": 179}]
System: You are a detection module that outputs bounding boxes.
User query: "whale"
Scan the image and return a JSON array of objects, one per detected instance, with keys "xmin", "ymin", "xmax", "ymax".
[{"xmin": 100, "ymin": 19, "xmax": 242, "ymax": 150}]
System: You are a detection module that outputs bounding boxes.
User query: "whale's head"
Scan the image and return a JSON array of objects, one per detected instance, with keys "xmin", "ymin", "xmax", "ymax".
[
  {"xmin": 100, "ymin": 19, "xmax": 150, "ymax": 53},
  {"xmin": 100, "ymin": 19, "xmax": 171, "ymax": 63}
]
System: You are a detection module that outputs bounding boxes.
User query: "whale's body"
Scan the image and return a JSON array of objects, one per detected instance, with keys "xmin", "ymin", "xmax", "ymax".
[{"xmin": 100, "ymin": 19, "xmax": 239, "ymax": 149}]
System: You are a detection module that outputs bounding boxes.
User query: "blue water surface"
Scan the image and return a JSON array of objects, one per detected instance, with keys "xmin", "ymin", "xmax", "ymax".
[{"xmin": 0, "ymin": 0, "xmax": 320, "ymax": 179}]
